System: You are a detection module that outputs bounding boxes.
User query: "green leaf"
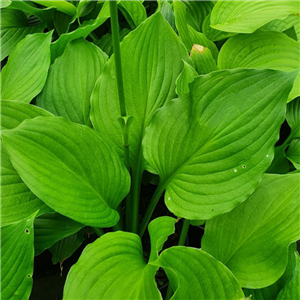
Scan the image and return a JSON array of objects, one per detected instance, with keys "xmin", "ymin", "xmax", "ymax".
[
  {"xmin": 173, "ymin": 0, "xmax": 218, "ymax": 59},
  {"xmin": 276, "ymin": 253, "xmax": 300, "ymax": 300},
  {"xmin": 175, "ymin": 60, "xmax": 197, "ymax": 98},
  {"xmin": 1, "ymin": 116, "xmax": 130, "ymax": 227},
  {"xmin": 118, "ymin": 0, "xmax": 147, "ymax": 29},
  {"xmin": 77, "ymin": 0, "xmax": 96, "ymax": 18},
  {"xmin": 202, "ymin": 174, "xmax": 300, "ymax": 288},
  {"xmin": 210, "ymin": 1, "xmax": 299, "ymax": 33},
  {"xmin": 266, "ymin": 144, "xmax": 289, "ymax": 174},
  {"xmin": 286, "ymin": 139, "xmax": 300, "ymax": 170},
  {"xmin": 51, "ymin": 1, "xmax": 110, "ymax": 61},
  {"xmin": 50, "ymin": 230, "xmax": 85, "ymax": 265},
  {"xmin": 143, "ymin": 69, "xmax": 296, "ymax": 221},
  {"xmin": 286, "ymin": 97, "xmax": 300, "ymax": 139},
  {"xmin": 1, "ymin": 212, "xmax": 37, "ymax": 300},
  {"xmin": 261, "ymin": 14, "xmax": 300, "ymax": 33},
  {"xmin": 157, "ymin": 0, "xmax": 177, "ymax": 33},
  {"xmin": 0, "ymin": 1, "xmax": 11, "ymax": 8},
  {"xmin": 181, "ymin": 0, "xmax": 213, "ymax": 32},
  {"xmin": 190, "ymin": 44, "xmax": 218, "ymax": 75},
  {"xmin": 91, "ymin": 13, "xmax": 190, "ymax": 169},
  {"xmin": 1, "ymin": 100, "xmax": 53, "ymax": 227},
  {"xmin": 1, "ymin": 32, "xmax": 52, "ymax": 103},
  {"xmin": 218, "ymin": 31, "xmax": 300, "ymax": 102},
  {"xmin": 148, "ymin": 216, "xmax": 176, "ymax": 262},
  {"xmin": 53, "ymin": 10, "xmax": 73, "ymax": 35},
  {"xmin": 244, "ymin": 243, "xmax": 297, "ymax": 300},
  {"xmin": 0, "ymin": 9, "xmax": 45, "ymax": 60},
  {"xmin": 154, "ymin": 247, "xmax": 244, "ymax": 300},
  {"xmin": 63, "ymin": 231, "xmax": 162, "ymax": 300},
  {"xmin": 34, "ymin": 213, "xmax": 85, "ymax": 256},
  {"xmin": 32, "ymin": 0, "xmax": 76, "ymax": 16},
  {"xmin": 37, "ymin": 38, "xmax": 108, "ymax": 125}
]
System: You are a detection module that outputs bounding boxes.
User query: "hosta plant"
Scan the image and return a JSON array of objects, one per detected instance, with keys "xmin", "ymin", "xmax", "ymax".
[{"xmin": 1, "ymin": 1, "xmax": 300, "ymax": 300}]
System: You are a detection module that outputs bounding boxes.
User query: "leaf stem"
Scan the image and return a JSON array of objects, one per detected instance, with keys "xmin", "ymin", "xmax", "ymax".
[
  {"xmin": 93, "ymin": 227, "xmax": 105, "ymax": 237},
  {"xmin": 139, "ymin": 182, "xmax": 166, "ymax": 237},
  {"xmin": 165, "ymin": 219, "xmax": 190, "ymax": 300}
]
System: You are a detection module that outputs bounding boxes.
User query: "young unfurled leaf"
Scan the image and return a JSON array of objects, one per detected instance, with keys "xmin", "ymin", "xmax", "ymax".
[
  {"xmin": 1, "ymin": 212, "xmax": 37, "ymax": 300},
  {"xmin": 153, "ymin": 247, "xmax": 245, "ymax": 300},
  {"xmin": 1, "ymin": 117, "xmax": 130, "ymax": 228},
  {"xmin": 1, "ymin": 100, "xmax": 53, "ymax": 227},
  {"xmin": 210, "ymin": 1, "xmax": 299, "ymax": 33},
  {"xmin": 1, "ymin": 32, "xmax": 52, "ymax": 103},
  {"xmin": 173, "ymin": 1, "xmax": 218, "ymax": 59},
  {"xmin": 37, "ymin": 38, "xmax": 108, "ymax": 125},
  {"xmin": 218, "ymin": 31, "xmax": 300, "ymax": 102},
  {"xmin": 202, "ymin": 174, "xmax": 300, "ymax": 288},
  {"xmin": 91, "ymin": 13, "xmax": 190, "ymax": 170},
  {"xmin": 34, "ymin": 213, "xmax": 85, "ymax": 256},
  {"xmin": 0, "ymin": 9, "xmax": 45, "ymax": 60},
  {"xmin": 143, "ymin": 69, "xmax": 296, "ymax": 222}
]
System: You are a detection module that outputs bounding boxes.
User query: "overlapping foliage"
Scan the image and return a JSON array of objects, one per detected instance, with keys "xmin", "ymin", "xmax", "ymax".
[{"xmin": 1, "ymin": 1, "xmax": 299, "ymax": 300}]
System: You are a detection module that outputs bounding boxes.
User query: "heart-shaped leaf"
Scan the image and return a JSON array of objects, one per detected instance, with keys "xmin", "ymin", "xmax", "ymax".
[
  {"xmin": 143, "ymin": 69, "xmax": 296, "ymax": 221},
  {"xmin": 210, "ymin": 1, "xmax": 299, "ymax": 33},
  {"xmin": 202, "ymin": 174, "xmax": 300, "ymax": 288},
  {"xmin": 1, "ymin": 100, "xmax": 53, "ymax": 227},
  {"xmin": 1, "ymin": 116, "xmax": 130, "ymax": 227},
  {"xmin": 91, "ymin": 12, "xmax": 190, "ymax": 170},
  {"xmin": 154, "ymin": 247, "xmax": 245, "ymax": 300},
  {"xmin": 1, "ymin": 32, "xmax": 52, "ymax": 103},
  {"xmin": 1, "ymin": 212, "xmax": 37, "ymax": 300},
  {"xmin": 37, "ymin": 38, "xmax": 108, "ymax": 125},
  {"xmin": 218, "ymin": 31, "xmax": 300, "ymax": 102}
]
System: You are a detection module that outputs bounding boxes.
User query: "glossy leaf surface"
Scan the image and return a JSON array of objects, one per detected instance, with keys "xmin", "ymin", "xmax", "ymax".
[
  {"xmin": 1, "ymin": 117, "xmax": 130, "ymax": 227},
  {"xmin": 91, "ymin": 13, "xmax": 190, "ymax": 167},
  {"xmin": 1, "ymin": 32, "xmax": 52, "ymax": 103},
  {"xmin": 202, "ymin": 174, "xmax": 300, "ymax": 288},
  {"xmin": 1, "ymin": 100, "xmax": 53, "ymax": 227},
  {"xmin": 143, "ymin": 69, "xmax": 296, "ymax": 221},
  {"xmin": 63, "ymin": 231, "xmax": 162, "ymax": 300},
  {"xmin": 210, "ymin": 1, "xmax": 299, "ymax": 33},
  {"xmin": 37, "ymin": 38, "xmax": 107, "ymax": 125},
  {"xmin": 1, "ymin": 212, "xmax": 36, "ymax": 300},
  {"xmin": 154, "ymin": 247, "xmax": 244, "ymax": 300},
  {"xmin": 218, "ymin": 31, "xmax": 300, "ymax": 102},
  {"xmin": 34, "ymin": 213, "xmax": 85, "ymax": 256}
]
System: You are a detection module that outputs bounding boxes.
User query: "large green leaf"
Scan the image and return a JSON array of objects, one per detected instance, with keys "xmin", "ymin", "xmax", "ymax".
[
  {"xmin": 286, "ymin": 139, "xmax": 300, "ymax": 170},
  {"xmin": 91, "ymin": 12, "xmax": 190, "ymax": 170},
  {"xmin": 1, "ymin": 116, "xmax": 130, "ymax": 227},
  {"xmin": 51, "ymin": 1, "xmax": 110, "ymax": 61},
  {"xmin": 37, "ymin": 38, "xmax": 107, "ymax": 125},
  {"xmin": 218, "ymin": 31, "xmax": 300, "ymax": 102},
  {"xmin": 34, "ymin": 213, "xmax": 85, "ymax": 256},
  {"xmin": 202, "ymin": 174, "xmax": 300, "ymax": 288},
  {"xmin": 64, "ymin": 232, "xmax": 161, "ymax": 300},
  {"xmin": 276, "ymin": 253, "xmax": 300, "ymax": 300},
  {"xmin": 1, "ymin": 100, "xmax": 53, "ymax": 227},
  {"xmin": 118, "ymin": 0, "xmax": 147, "ymax": 29},
  {"xmin": 173, "ymin": 1, "xmax": 218, "ymax": 59},
  {"xmin": 1, "ymin": 212, "xmax": 37, "ymax": 300},
  {"xmin": 32, "ymin": 0, "xmax": 76, "ymax": 16},
  {"xmin": 143, "ymin": 69, "xmax": 296, "ymax": 221},
  {"xmin": 1, "ymin": 32, "xmax": 52, "ymax": 103},
  {"xmin": 210, "ymin": 1, "xmax": 299, "ymax": 33},
  {"xmin": 244, "ymin": 244, "xmax": 297, "ymax": 300},
  {"xmin": 154, "ymin": 247, "xmax": 244, "ymax": 300},
  {"xmin": 0, "ymin": 9, "xmax": 45, "ymax": 60},
  {"xmin": 64, "ymin": 217, "xmax": 176, "ymax": 299}
]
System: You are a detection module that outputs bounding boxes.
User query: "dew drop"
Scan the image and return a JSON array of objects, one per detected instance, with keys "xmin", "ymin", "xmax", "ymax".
[
  {"xmin": 168, "ymin": 197, "xmax": 171, "ymax": 201},
  {"xmin": 27, "ymin": 219, "xmax": 30, "ymax": 222},
  {"xmin": 25, "ymin": 229, "xmax": 30, "ymax": 234},
  {"xmin": 266, "ymin": 154, "xmax": 269, "ymax": 158},
  {"xmin": 234, "ymin": 169, "xmax": 237, "ymax": 172},
  {"xmin": 242, "ymin": 165, "xmax": 246, "ymax": 169}
]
